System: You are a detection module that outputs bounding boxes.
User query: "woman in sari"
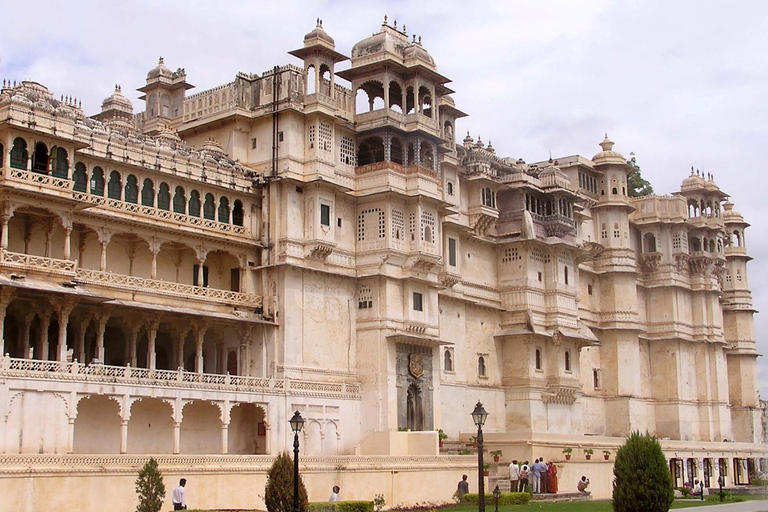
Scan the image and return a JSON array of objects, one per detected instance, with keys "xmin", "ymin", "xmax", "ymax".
[{"xmin": 547, "ymin": 462, "xmax": 558, "ymax": 493}]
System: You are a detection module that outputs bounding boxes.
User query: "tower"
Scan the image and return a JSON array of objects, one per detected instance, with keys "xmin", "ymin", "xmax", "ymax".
[{"xmin": 136, "ymin": 58, "xmax": 193, "ymax": 136}]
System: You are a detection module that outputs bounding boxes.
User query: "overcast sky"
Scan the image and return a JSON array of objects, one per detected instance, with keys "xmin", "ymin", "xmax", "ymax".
[{"xmin": 3, "ymin": 1, "xmax": 767, "ymax": 398}]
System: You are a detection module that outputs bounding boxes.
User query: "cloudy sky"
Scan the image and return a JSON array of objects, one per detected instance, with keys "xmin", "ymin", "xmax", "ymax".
[{"xmin": 3, "ymin": 1, "xmax": 768, "ymax": 397}]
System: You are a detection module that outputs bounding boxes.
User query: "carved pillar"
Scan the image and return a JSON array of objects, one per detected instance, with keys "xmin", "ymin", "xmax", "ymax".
[
  {"xmin": 383, "ymin": 132, "xmax": 392, "ymax": 162},
  {"xmin": 221, "ymin": 423, "xmax": 229, "ymax": 454},
  {"xmin": 44, "ymin": 219, "xmax": 54, "ymax": 258},
  {"xmin": 95, "ymin": 310, "xmax": 110, "ymax": 363},
  {"xmin": 147, "ymin": 317, "xmax": 160, "ymax": 370},
  {"xmin": 194, "ymin": 323, "xmax": 208, "ymax": 374},
  {"xmin": 38, "ymin": 310, "xmax": 52, "ymax": 360},
  {"xmin": 51, "ymin": 297, "xmax": 77, "ymax": 362},
  {"xmin": 21, "ymin": 311, "xmax": 34, "ymax": 359},
  {"xmin": 237, "ymin": 325, "xmax": 254, "ymax": 376},
  {"xmin": 173, "ymin": 421, "xmax": 181, "ymax": 454},
  {"xmin": 175, "ymin": 328, "xmax": 190, "ymax": 370},
  {"xmin": 414, "ymin": 139, "xmax": 422, "ymax": 166},
  {"xmin": 127, "ymin": 323, "xmax": 140, "ymax": 368},
  {"xmin": 97, "ymin": 229, "xmax": 112, "ymax": 272},
  {"xmin": 0, "ymin": 288, "xmax": 16, "ymax": 356},
  {"xmin": 149, "ymin": 237, "xmax": 161, "ymax": 280},
  {"xmin": 0, "ymin": 202, "xmax": 14, "ymax": 261},
  {"xmin": 67, "ymin": 417, "xmax": 76, "ymax": 454},
  {"xmin": 120, "ymin": 420, "xmax": 129, "ymax": 454},
  {"xmin": 76, "ymin": 317, "xmax": 89, "ymax": 363},
  {"xmin": 63, "ymin": 226, "xmax": 72, "ymax": 261}
]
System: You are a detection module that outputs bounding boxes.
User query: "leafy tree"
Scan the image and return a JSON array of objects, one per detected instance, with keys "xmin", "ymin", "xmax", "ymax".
[
  {"xmin": 135, "ymin": 457, "xmax": 166, "ymax": 512},
  {"xmin": 612, "ymin": 431, "xmax": 674, "ymax": 512},
  {"xmin": 627, "ymin": 153, "xmax": 654, "ymax": 197},
  {"xmin": 265, "ymin": 452, "xmax": 309, "ymax": 512}
]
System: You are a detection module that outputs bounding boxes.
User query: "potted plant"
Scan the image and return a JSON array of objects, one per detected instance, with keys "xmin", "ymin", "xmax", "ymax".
[
  {"xmin": 438, "ymin": 429, "xmax": 448, "ymax": 447},
  {"xmin": 483, "ymin": 463, "xmax": 491, "ymax": 476},
  {"xmin": 562, "ymin": 447, "xmax": 573, "ymax": 461},
  {"xmin": 584, "ymin": 448, "xmax": 594, "ymax": 460},
  {"xmin": 603, "ymin": 449, "xmax": 611, "ymax": 460},
  {"xmin": 490, "ymin": 450, "xmax": 503, "ymax": 463},
  {"xmin": 469, "ymin": 435, "xmax": 478, "ymax": 448}
]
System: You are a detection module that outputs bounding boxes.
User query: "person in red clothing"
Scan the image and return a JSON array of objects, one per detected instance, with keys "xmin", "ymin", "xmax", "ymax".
[{"xmin": 547, "ymin": 462, "xmax": 558, "ymax": 493}]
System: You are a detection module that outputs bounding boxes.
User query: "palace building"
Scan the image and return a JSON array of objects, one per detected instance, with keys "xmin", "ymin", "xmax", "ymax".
[{"xmin": 0, "ymin": 18, "xmax": 764, "ymax": 511}]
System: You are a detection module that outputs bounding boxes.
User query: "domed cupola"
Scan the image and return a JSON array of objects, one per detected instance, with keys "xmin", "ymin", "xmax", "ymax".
[
  {"xmin": 403, "ymin": 35, "xmax": 437, "ymax": 70},
  {"xmin": 303, "ymin": 18, "xmax": 335, "ymax": 49},
  {"xmin": 101, "ymin": 84, "xmax": 133, "ymax": 115},
  {"xmin": 592, "ymin": 134, "xmax": 627, "ymax": 167},
  {"xmin": 147, "ymin": 57, "xmax": 173, "ymax": 80}
]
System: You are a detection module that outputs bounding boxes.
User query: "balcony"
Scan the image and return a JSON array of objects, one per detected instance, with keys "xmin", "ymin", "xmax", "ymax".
[
  {"xmin": 1, "ymin": 166, "xmax": 74, "ymax": 199},
  {"xmin": 532, "ymin": 213, "xmax": 577, "ymax": 237},
  {"xmin": 0, "ymin": 250, "xmax": 76, "ymax": 276},
  {"xmin": 355, "ymin": 109, "xmax": 439, "ymax": 134}
]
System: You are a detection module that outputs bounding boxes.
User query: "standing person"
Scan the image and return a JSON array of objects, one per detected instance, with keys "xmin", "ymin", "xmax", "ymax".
[
  {"xmin": 539, "ymin": 458, "xmax": 548, "ymax": 494},
  {"xmin": 531, "ymin": 458, "xmax": 541, "ymax": 493},
  {"xmin": 577, "ymin": 475, "xmax": 590, "ymax": 495},
  {"xmin": 547, "ymin": 462, "xmax": 558, "ymax": 493},
  {"xmin": 172, "ymin": 478, "xmax": 187, "ymax": 510},
  {"xmin": 329, "ymin": 485, "xmax": 340, "ymax": 502},
  {"xmin": 508, "ymin": 459, "xmax": 520, "ymax": 493},
  {"xmin": 519, "ymin": 463, "xmax": 530, "ymax": 493},
  {"xmin": 457, "ymin": 474, "xmax": 469, "ymax": 501}
]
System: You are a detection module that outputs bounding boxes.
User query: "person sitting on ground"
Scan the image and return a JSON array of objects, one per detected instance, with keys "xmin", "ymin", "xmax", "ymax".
[
  {"xmin": 329, "ymin": 485, "xmax": 340, "ymax": 502},
  {"xmin": 577, "ymin": 475, "xmax": 590, "ymax": 495}
]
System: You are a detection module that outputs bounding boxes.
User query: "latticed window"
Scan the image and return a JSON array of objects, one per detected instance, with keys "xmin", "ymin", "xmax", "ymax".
[
  {"xmin": 601, "ymin": 223, "xmax": 608, "ymax": 239},
  {"xmin": 421, "ymin": 212, "xmax": 435, "ymax": 243},
  {"xmin": 502, "ymin": 247, "xmax": 521, "ymax": 263},
  {"xmin": 530, "ymin": 248, "xmax": 550, "ymax": 264},
  {"xmin": 358, "ymin": 284, "xmax": 373, "ymax": 309},
  {"xmin": 672, "ymin": 233, "xmax": 682, "ymax": 250},
  {"xmin": 340, "ymin": 136, "xmax": 355, "ymax": 165},
  {"xmin": 613, "ymin": 223, "xmax": 620, "ymax": 238},
  {"xmin": 357, "ymin": 207, "xmax": 385, "ymax": 241},
  {"xmin": 73, "ymin": 163, "xmax": 87, "ymax": 192},
  {"xmin": 391, "ymin": 209, "xmax": 404, "ymax": 240},
  {"xmin": 409, "ymin": 213, "xmax": 417, "ymax": 240},
  {"xmin": 319, "ymin": 122, "xmax": 332, "ymax": 152},
  {"xmin": 308, "ymin": 124, "xmax": 316, "ymax": 148}
]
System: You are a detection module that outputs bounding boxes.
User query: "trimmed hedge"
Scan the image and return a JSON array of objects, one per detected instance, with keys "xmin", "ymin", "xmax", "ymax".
[
  {"xmin": 460, "ymin": 492, "xmax": 530, "ymax": 506},
  {"xmin": 309, "ymin": 501, "xmax": 374, "ymax": 512}
]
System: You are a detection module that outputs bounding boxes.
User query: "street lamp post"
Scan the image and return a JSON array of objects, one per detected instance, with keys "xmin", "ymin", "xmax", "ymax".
[
  {"xmin": 290, "ymin": 410, "xmax": 305, "ymax": 512},
  {"xmin": 471, "ymin": 401, "xmax": 489, "ymax": 512},
  {"xmin": 493, "ymin": 485, "xmax": 501, "ymax": 512}
]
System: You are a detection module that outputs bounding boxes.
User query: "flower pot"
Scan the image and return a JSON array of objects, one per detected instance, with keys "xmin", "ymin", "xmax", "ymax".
[
  {"xmin": 585, "ymin": 455, "xmax": 591, "ymax": 460},
  {"xmin": 604, "ymin": 455, "xmax": 610, "ymax": 460},
  {"xmin": 473, "ymin": 442, "xmax": 478, "ymax": 448},
  {"xmin": 565, "ymin": 454, "xmax": 571, "ymax": 461},
  {"xmin": 493, "ymin": 456, "xmax": 500, "ymax": 463},
  {"xmin": 439, "ymin": 441, "xmax": 443, "ymax": 448},
  {"xmin": 483, "ymin": 470, "xmax": 489, "ymax": 476}
]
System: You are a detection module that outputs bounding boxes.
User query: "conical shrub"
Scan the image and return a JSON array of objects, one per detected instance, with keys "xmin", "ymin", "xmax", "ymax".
[
  {"xmin": 135, "ymin": 457, "xmax": 166, "ymax": 512},
  {"xmin": 612, "ymin": 431, "xmax": 674, "ymax": 512},
  {"xmin": 265, "ymin": 451, "xmax": 309, "ymax": 512}
]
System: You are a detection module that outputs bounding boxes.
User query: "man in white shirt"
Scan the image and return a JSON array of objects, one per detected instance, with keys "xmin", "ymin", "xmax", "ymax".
[
  {"xmin": 172, "ymin": 478, "xmax": 187, "ymax": 510},
  {"xmin": 329, "ymin": 485, "xmax": 340, "ymax": 502},
  {"xmin": 508, "ymin": 460, "xmax": 520, "ymax": 492}
]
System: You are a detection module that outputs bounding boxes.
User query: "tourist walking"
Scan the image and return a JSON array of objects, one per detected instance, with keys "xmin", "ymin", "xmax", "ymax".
[
  {"xmin": 172, "ymin": 478, "xmax": 187, "ymax": 510},
  {"xmin": 329, "ymin": 486, "xmax": 340, "ymax": 502},
  {"xmin": 457, "ymin": 474, "xmax": 469, "ymax": 501}
]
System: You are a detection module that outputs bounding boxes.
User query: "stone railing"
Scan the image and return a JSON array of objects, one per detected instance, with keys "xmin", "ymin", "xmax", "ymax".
[
  {"xmin": 355, "ymin": 161, "xmax": 438, "ymax": 179},
  {"xmin": 75, "ymin": 268, "xmax": 261, "ymax": 306},
  {"xmin": 3, "ymin": 166, "xmax": 74, "ymax": 193},
  {"xmin": 0, "ymin": 357, "xmax": 361, "ymax": 399},
  {"xmin": 71, "ymin": 191, "xmax": 247, "ymax": 236},
  {"xmin": 0, "ymin": 249, "xmax": 77, "ymax": 274}
]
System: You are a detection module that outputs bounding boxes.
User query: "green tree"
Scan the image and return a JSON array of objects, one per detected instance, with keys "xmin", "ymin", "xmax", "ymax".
[
  {"xmin": 265, "ymin": 452, "xmax": 309, "ymax": 512},
  {"xmin": 612, "ymin": 431, "xmax": 674, "ymax": 512},
  {"xmin": 135, "ymin": 457, "xmax": 166, "ymax": 512},
  {"xmin": 627, "ymin": 154, "xmax": 654, "ymax": 197}
]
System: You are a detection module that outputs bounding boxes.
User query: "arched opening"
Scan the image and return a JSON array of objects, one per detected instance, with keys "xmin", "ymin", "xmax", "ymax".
[
  {"xmin": 229, "ymin": 404, "xmax": 266, "ymax": 454},
  {"xmin": 355, "ymin": 80, "xmax": 385, "ymax": 114},
  {"xmin": 535, "ymin": 348, "xmax": 542, "ymax": 370},
  {"xmin": 180, "ymin": 401, "xmax": 220, "ymax": 454},
  {"xmin": 612, "ymin": 187, "xmax": 618, "ymax": 195},
  {"xmin": 203, "ymin": 194, "xmax": 216, "ymax": 220},
  {"xmin": 10, "ymin": 138, "xmax": 28, "ymax": 169},
  {"xmin": 443, "ymin": 121, "xmax": 454, "ymax": 143},
  {"xmin": 405, "ymin": 86, "xmax": 415, "ymax": 114},
  {"xmin": 406, "ymin": 382, "xmax": 424, "ymax": 431},
  {"xmin": 477, "ymin": 356, "xmax": 486, "ymax": 377},
  {"xmin": 125, "ymin": 175, "xmax": 139, "ymax": 204},
  {"xmin": 391, "ymin": 138, "xmax": 404, "ymax": 165},
  {"xmin": 189, "ymin": 190, "xmax": 201, "ymax": 217},
  {"xmin": 90, "ymin": 167, "xmax": 105, "ymax": 196},
  {"xmin": 389, "ymin": 81, "xmax": 403, "ymax": 113},
  {"xmin": 73, "ymin": 395, "xmax": 122, "ymax": 453},
  {"xmin": 73, "ymin": 162, "xmax": 88, "ymax": 192},
  {"xmin": 232, "ymin": 200, "xmax": 244, "ymax": 226},
  {"xmin": 173, "ymin": 186, "xmax": 186, "ymax": 214},
  {"xmin": 128, "ymin": 398, "xmax": 174, "ymax": 454},
  {"xmin": 319, "ymin": 64, "xmax": 332, "ymax": 96},
  {"xmin": 420, "ymin": 143, "xmax": 434, "ymax": 169},
  {"xmin": 306, "ymin": 64, "xmax": 316, "ymax": 95},
  {"xmin": 107, "ymin": 171, "xmax": 122, "ymax": 200},
  {"xmin": 643, "ymin": 233, "xmax": 657, "ymax": 253},
  {"xmin": 447, "ymin": 182, "xmax": 454, "ymax": 196},
  {"xmin": 418, "ymin": 86, "xmax": 432, "ymax": 117},
  {"xmin": 444, "ymin": 350, "xmax": 453, "ymax": 371},
  {"xmin": 141, "ymin": 179, "xmax": 154, "ymax": 207},
  {"xmin": 32, "ymin": 142, "xmax": 49, "ymax": 174},
  {"xmin": 357, "ymin": 137, "xmax": 385, "ymax": 166},
  {"xmin": 157, "ymin": 183, "xmax": 171, "ymax": 211},
  {"xmin": 691, "ymin": 237, "xmax": 701, "ymax": 252},
  {"xmin": 218, "ymin": 197, "xmax": 230, "ymax": 223},
  {"xmin": 50, "ymin": 146, "xmax": 68, "ymax": 178},
  {"xmin": 565, "ymin": 350, "xmax": 571, "ymax": 372}
]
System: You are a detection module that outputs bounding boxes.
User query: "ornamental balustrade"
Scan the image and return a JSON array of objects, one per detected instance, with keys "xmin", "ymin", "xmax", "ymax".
[
  {"xmin": 0, "ymin": 249, "xmax": 77, "ymax": 274},
  {"xmin": 2, "ymin": 166, "xmax": 75, "ymax": 193},
  {"xmin": 75, "ymin": 268, "xmax": 261, "ymax": 306},
  {"xmin": 355, "ymin": 161, "xmax": 437, "ymax": 179},
  {"xmin": 0, "ymin": 356, "xmax": 361, "ymax": 398}
]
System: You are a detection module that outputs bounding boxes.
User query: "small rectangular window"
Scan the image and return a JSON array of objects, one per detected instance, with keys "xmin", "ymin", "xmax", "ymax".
[
  {"xmin": 337, "ymin": 218, "xmax": 342, "ymax": 228},
  {"xmin": 413, "ymin": 292, "xmax": 423, "ymax": 312},
  {"xmin": 251, "ymin": 138, "xmax": 258, "ymax": 149},
  {"xmin": 320, "ymin": 204, "xmax": 330, "ymax": 226},
  {"xmin": 278, "ymin": 131, "xmax": 284, "ymax": 142},
  {"xmin": 588, "ymin": 284, "xmax": 593, "ymax": 295},
  {"xmin": 538, "ymin": 271, "xmax": 543, "ymax": 282},
  {"xmin": 448, "ymin": 238, "xmax": 457, "ymax": 267}
]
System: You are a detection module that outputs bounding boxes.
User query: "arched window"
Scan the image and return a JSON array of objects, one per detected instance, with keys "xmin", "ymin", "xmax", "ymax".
[
  {"xmin": 643, "ymin": 233, "xmax": 657, "ymax": 253},
  {"xmin": 90, "ymin": 167, "xmax": 105, "ymax": 196},
  {"xmin": 203, "ymin": 193, "xmax": 215, "ymax": 220},
  {"xmin": 157, "ymin": 183, "xmax": 170, "ymax": 210},
  {"xmin": 477, "ymin": 356, "xmax": 486, "ymax": 377},
  {"xmin": 447, "ymin": 182, "xmax": 454, "ymax": 196},
  {"xmin": 420, "ymin": 143, "xmax": 434, "ymax": 169},
  {"xmin": 124, "ymin": 175, "xmax": 138, "ymax": 204},
  {"xmin": 232, "ymin": 200, "xmax": 244, "ymax": 226},
  {"xmin": 189, "ymin": 190, "xmax": 201, "ymax": 217},
  {"xmin": 173, "ymin": 186, "xmax": 186, "ymax": 214},
  {"xmin": 107, "ymin": 171, "xmax": 122, "ymax": 199},
  {"xmin": 357, "ymin": 137, "xmax": 385, "ymax": 166},
  {"xmin": 73, "ymin": 163, "xmax": 88, "ymax": 192},
  {"xmin": 10, "ymin": 138, "xmax": 28, "ymax": 170},
  {"xmin": 32, "ymin": 142, "xmax": 48, "ymax": 173},
  {"xmin": 482, "ymin": 187, "xmax": 496, "ymax": 208},
  {"xmin": 612, "ymin": 187, "xmax": 618, "ymax": 194},
  {"xmin": 444, "ymin": 350, "xmax": 453, "ymax": 372},
  {"xmin": 50, "ymin": 146, "xmax": 69, "ymax": 178},
  {"xmin": 141, "ymin": 179, "xmax": 155, "ymax": 207},
  {"xmin": 535, "ymin": 348, "xmax": 542, "ymax": 370},
  {"xmin": 565, "ymin": 350, "xmax": 571, "ymax": 372},
  {"xmin": 593, "ymin": 369, "xmax": 600, "ymax": 389},
  {"xmin": 218, "ymin": 196, "xmax": 230, "ymax": 223}
]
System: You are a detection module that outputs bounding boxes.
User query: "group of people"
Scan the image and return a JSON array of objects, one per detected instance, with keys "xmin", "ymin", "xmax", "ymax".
[{"xmin": 509, "ymin": 458, "xmax": 558, "ymax": 494}]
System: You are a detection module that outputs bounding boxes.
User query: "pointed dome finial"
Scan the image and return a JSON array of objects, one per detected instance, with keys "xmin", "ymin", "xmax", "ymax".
[
  {"xmin": 319, "ymin": 19, "xmax": 323, "ymax": 28},
  {"xmin": 383, "ymin": 14, "xmax": 388, "ymax": 25},
  {"xmin": 599, "ymin": 134, "xmax": 614, "ymax": 152},
  {"xmin": 403, "ymin": 24, "xmax": 407, "ymax": 35},
  {"xmin": 393, "ymin": 20, "xmax": 397, "ymax": 29},
  {"xmin": 159, "ymin": 57, "xmax": 164, "ymax": 65}
]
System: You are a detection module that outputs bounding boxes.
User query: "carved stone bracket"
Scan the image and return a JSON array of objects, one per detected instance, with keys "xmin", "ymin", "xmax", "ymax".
[{"xmin": 641, "ymin": 252, "xmax": 662, "ymax": 272}]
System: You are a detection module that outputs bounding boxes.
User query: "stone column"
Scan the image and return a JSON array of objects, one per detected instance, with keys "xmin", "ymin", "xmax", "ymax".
[
  {"xmin": 97, "ymin": 229, "xmax": 112, "ymax": 272},
  {"xmin": 0, "ymin": 288, "xmax": 16, "ymax": 356},
  {"xmin": 21, "ymin": 312, "xmax": 34, "ymax": 359},
  {"xmin": 52, "ymin": 298, "xmax": 77, "ymax": 362},
  {"xmin": 120, "ymin": 420, "xmax": 129, "ymax": 454},
  {"xmin": 95, "ymin": 311, "xmax": 110, "ymax": 363},
  {"xmin": 173, "ymin": 421, "xmax": 181, "ymax": 454},
  {"xmin": 147, "ymin": 317, "xmax": 160, "ymax": 370},
  {"xmin": 76, "ymin": 317, "xmax": 89, "ymax": 364},
  {"xmin": 0, "ymin": 204, "xmax": 14, "ymax": 262},
  {"xmin": 237, "ymin": 325, "xmax": 253, "ymax": 376},
  {"xmin": 149, "ymin": 238, "xmax": 161, "ymax": 280},
  {"xmin": 38, "ymin": 310, "xmax": 52, "ymax": 360},
  {"xmin": 63, "ymin": 226, "xmax": 72, "ymax": 261},
  {"xmin": 67, "ymin": 417, "xmax": 76, "ymax": 454},
  {"xmin": 195, "ymin": 324, "xmax": 207, "ymax": 374},
  {"xmin": 221, "ymin": 422, "xmax": 229, "ymax": 454},
  {"xmin": 44, "ymin": 220, "xmax": 54, "ymax": 258}
]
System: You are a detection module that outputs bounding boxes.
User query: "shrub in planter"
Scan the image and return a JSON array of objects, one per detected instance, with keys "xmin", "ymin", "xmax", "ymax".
[
  {"xmin": 612, "ymin": 432, "xmax": 674, "ymax": 512},
  {"xmin": 562, "ymin": 447, "xmax": 573, "ymax": 461},
  {"xmin": 265, "ymin": 452, "xmax": 309, "ymax": 512},
  {"xmin": 490, "ymin": 450, "xmax": 503, "ymax": 462}
]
